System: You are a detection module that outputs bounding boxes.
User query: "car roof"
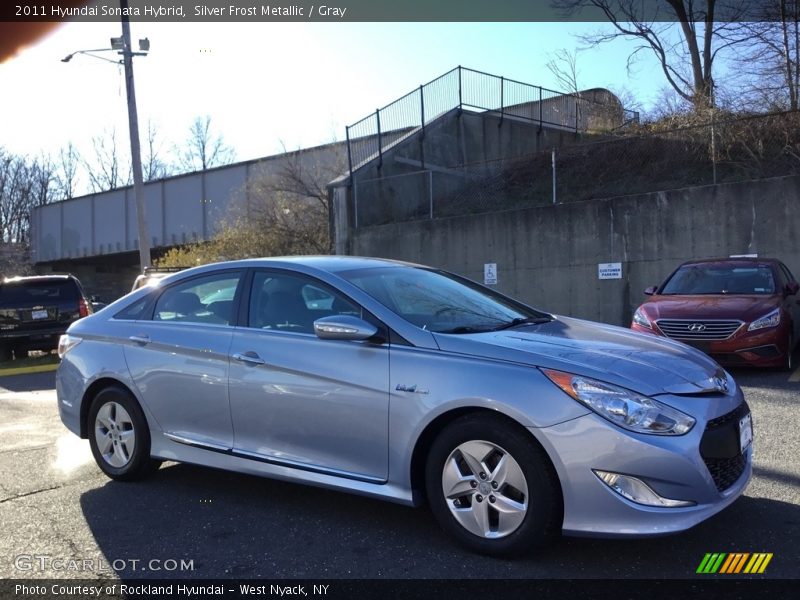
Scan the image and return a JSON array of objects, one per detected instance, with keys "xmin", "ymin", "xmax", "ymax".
[
  {"xmin": 184, "ymin": 255, "xmax": 424, "ymax": 275},
  {"xmin": 678, "ymin": 257, "xmax": 782, "ymax": 268}
]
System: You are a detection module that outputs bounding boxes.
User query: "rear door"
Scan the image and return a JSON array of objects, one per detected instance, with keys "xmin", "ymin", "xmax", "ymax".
[{"xmin": 122, "ymin": 270, "xmax": 244, "ymax": 450}]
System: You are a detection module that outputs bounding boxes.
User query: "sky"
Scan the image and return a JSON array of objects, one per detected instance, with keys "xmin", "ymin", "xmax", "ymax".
[{"xmin": 0, "ymin": 20, "xmax": 671, "ymax": 173}]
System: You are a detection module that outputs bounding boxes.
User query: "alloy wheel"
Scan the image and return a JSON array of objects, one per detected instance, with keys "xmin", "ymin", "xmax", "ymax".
[
  {"xmin": 94, "ymin": 401, "xmax": 136, "ymax": 468},
  {"xmin": 441, "ymin": 440, "xmax": 529, "ymax": 539}
]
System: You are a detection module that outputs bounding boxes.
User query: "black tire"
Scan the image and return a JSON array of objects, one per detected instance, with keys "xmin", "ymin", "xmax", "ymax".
[
  {"xmin": 87, "ymin": 385, "xmax": 160, "ymax": 481},
  {"xmin": 425, "ymin": 413, "xmax": 562, "ymax": 556},
  {"xmin": 12, "ymin": 345, "xmax": 27, "ymax": 360},
  {"xmin": 782, "ymin": 333, "xmax": 795, "ymax": 372},
  {"xmin": 0, "ymin": 344, "xmax": 10, "ymax": 363}
]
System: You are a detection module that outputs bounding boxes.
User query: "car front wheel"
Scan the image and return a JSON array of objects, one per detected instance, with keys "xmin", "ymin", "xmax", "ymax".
[
  {"xmin": 88, "ymin": 385, "xmax": 160, "ymax": 481},
  {"xmin": 783, "ymin": 333, "xmax": 795, "ymax": 372},
  {"xmin": 425, "ymin": 413, "xmax": 562, "ymax": 556}
]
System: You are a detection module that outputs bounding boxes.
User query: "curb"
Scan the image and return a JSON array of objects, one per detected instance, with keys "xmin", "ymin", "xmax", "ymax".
[{"xmin": 0, "ymin": 363, "xmax": 59, "ymax": 377}]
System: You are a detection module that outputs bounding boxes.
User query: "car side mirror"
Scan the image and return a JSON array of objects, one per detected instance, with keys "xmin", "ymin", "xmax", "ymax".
[
  {"xmin": 313, "ymin": 315, "xmax": 378, "ymax": 341},
  {"xmin": 643, "ymin": 286, "xmax": 657, "ymax": 296},
  {"xmin": 786, "ymin": 282, "xmax": 800, "ymax": 296}
]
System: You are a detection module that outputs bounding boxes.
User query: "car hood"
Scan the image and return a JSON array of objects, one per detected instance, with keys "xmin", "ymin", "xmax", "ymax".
[
  {"xmin": 432, "ymin": 316, "xmax": 726, "ymax": 397},
  {"xmin": 642, "ymin": 295, "xmax": 779, "ymax": 321}
]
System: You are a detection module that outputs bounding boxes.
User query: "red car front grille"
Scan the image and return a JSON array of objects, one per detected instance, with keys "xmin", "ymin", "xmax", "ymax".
[{"xmin": 655, "ymin": 319, "xmax": 743, "ymax": 341}]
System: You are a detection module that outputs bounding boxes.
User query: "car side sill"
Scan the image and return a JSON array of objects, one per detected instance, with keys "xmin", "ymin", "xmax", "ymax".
[{"xmin": 163, "ymin": 432, "xmax": 386, "ymax": 485}]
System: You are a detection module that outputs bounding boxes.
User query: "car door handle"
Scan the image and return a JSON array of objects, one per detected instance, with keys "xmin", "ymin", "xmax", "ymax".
[
  {"xmin": 232, "ymin": 351, "xmax": 266, "ymax": 365},
  {"xmin": 129, "ymin": 334, "xmax": 150, "ymax": 344}
]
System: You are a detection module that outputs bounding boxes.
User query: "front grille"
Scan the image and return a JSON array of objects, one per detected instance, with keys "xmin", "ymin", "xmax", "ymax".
[
  {"xmin": 707, "ymin": 401, "xmax": 750, "ymax": 429},
  {"xmin": 704, "ymin": 453, "xmax": 747, "ymax": 492},
  {"xmin": 655, "ymin": 319, "xmax": 743, "ymax": 341},
  {"xmin": 701, "ymin": 402, "xmax": 750, "ymax": 492}
]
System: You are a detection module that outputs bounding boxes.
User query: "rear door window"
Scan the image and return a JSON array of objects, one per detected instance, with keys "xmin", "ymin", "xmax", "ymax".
[{"xmin": 152, "ymin": 272, "xmax": 243, "ymax": 325}]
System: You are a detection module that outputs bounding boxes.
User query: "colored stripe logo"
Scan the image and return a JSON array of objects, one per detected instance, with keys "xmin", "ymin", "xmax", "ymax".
[{"xmin": 697, "ymin": 553, "xmax": 773, "ymax": 574}]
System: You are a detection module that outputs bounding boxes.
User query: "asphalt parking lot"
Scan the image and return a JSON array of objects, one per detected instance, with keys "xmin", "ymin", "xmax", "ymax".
[{"xmin": 0, "ymin": 368, "xmax": 798, "ymax": 581}]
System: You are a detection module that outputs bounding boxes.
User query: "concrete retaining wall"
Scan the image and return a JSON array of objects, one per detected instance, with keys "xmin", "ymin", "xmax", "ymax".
[
  {"xmin": 349, "ymin": 108, "xmax": 591, "ymax": 228},
  {"xmin": 346, "ymin": 175, "xmax": 800, "ymax": 326}
]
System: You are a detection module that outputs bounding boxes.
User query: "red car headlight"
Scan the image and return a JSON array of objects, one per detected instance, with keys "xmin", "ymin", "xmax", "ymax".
[
  {"xmin": 747, "ymin": 308, "xmax": 780, "ymax": 332},
  {"xmin": 632, "ymin": 306, "xmax": 652, "ymax": 329}
]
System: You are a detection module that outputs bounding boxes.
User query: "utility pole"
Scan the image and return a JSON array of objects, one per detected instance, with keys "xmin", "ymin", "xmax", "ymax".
[{"xmin": 120, "ymin": 0, "xmax": 151, "ymax": 269}]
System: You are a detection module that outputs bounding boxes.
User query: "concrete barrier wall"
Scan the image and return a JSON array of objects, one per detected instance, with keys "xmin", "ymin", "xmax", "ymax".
[{"xmin": 346, "ymin": 175, "xmax": 800, "ymax": 326}]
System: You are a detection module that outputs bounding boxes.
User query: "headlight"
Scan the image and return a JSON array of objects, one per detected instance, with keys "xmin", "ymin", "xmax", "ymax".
[
  {"xmin": 747, "ymin": 308, "xmax": 780, "ymax": 331},
  {"xmin": 542, "ymin": 369, "xmax": 695, "ymax": 435},
  {"xmin": 632, "ymin": 306, "xmax": 652, "ymax": 329},
  {"xmin": 57, "ymin": 334, "xmax": 81, "ymax": 358}
]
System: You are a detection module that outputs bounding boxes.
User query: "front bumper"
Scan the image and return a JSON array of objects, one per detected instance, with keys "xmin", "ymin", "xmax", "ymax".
[
  {"xmin": 631, "ymin": 322, "xmax": 789, "ymax": 368},
  {"xmin": 532, "ymin": 400, "xmax": 752, "ymax": 537}
]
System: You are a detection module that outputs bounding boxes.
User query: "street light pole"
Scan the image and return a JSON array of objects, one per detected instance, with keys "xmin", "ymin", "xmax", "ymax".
[{"xmin": 119, "ymin": 0, "xmax": 151, "ymax": 269}]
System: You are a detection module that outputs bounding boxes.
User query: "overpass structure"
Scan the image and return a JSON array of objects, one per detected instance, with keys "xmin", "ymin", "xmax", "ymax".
[{"xmin": 30, "ymin": 141, "xmax": 345, "ymax": 299}]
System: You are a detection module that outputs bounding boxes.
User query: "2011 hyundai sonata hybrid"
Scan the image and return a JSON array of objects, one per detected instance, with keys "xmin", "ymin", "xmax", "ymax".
[{"xmin": 57, "ymin": 257, "xmax": 752, "ymax": 556}]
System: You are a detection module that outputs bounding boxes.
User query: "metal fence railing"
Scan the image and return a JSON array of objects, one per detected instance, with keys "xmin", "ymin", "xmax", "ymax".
[{"xmin": 344, "ymin": 66, "xmax": 640, "ymax": 178}]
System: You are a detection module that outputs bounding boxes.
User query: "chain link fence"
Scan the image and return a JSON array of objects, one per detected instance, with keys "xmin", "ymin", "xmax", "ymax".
[{"xmin": 345, "ymin": 66, "xmax": 639, "ymax": 176}]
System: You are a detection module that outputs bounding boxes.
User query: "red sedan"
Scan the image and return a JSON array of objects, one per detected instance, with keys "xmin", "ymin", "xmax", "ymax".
[{"xmin": 631, "ymin": 258, "xmax": 800, "ymax": 370}]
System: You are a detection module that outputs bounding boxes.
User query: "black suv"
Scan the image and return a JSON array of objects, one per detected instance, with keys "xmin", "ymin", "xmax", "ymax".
[{"xmin": 0, "ymin": 275, "xmax": 93, "ymax": 361}]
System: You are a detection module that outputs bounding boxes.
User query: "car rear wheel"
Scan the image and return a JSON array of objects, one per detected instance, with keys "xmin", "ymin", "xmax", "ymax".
[
  {"xmin": 88, "ymin": 385, "xmax": 160, "ymax": 481},
  {"xmin": 425, "ymin": 413, "xmax": 562, "ymax": 556}
]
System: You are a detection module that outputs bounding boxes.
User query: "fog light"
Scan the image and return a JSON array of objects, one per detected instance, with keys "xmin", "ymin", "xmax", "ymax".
[{"xmin": 594, "ymin": 470, "xmax": 695, "ymax": 507}]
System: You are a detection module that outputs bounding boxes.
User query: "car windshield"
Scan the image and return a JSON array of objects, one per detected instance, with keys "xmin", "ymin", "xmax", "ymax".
[
  {"xmin": 339, "ymin": 266, "xmax": 551, "ymax": 333},
  {"xmin": 661, "ymin": 264, "xmax": 776, "ymax": 295}
]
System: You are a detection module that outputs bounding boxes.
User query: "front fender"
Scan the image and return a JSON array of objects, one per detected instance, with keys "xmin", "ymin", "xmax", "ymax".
[{"xmin": 386, "ymin": 345, "xmax": 589, "ymax": 491}]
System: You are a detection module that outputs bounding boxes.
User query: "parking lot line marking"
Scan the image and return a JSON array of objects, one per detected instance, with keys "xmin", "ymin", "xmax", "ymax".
[{"xmin": 790, "ymin": 366, "xmax": 800, "ymax": 382}]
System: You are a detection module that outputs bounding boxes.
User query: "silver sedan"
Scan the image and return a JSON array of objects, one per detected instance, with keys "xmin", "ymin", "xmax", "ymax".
[{"xmin": 57, "ymin": 257, "xmax": 752, "ymax": 556}]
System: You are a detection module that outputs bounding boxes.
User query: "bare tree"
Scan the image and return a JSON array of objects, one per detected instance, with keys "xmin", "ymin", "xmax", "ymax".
[
  {"xmin": 83, "ymin": 129, "xmax": 130, "ymax": 192},
  {"xmin": 0, "ymin": 148, "xmax": 34, "ymax": 243},
  {"xmin": 244, "ymin": 143, "xmax": 346, "ymax": 255},
  {"xmin": 553, "ymin": 0, "xmax": 748, "ymax": 110},
  {"xmin": 643, "ymin": 86, "xmax": 694, "ymax": 122},
  {"xmin": 157, "ymin": 145, "xmax": 345, "ymax": 267},
  {"xmin": 546, "ymin": 48, "xmax": 582, "ymax": 94},
  {"xmin": 56, "ymin": 142, "xmax": 81, "ymax": 200},
  {"xmin": 30, "ymin": 155, "xmax": 55, "ymax": 208},
  {"xmin": 142, "ymin": 120, "xmax": 173, "ymax": 181},
  {"xmin": 176, "ymin": 115, "xmax": 236, "ymax": 173},
  {"xmin": 729, "ymin": 1, "xmax": 800, "ymax": 111}
]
